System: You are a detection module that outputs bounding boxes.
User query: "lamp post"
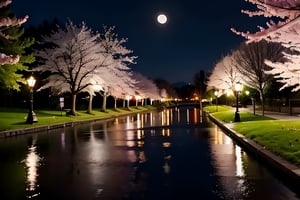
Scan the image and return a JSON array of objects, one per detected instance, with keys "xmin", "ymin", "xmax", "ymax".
[
  {"xmin": 26, "ymin": 76, "xmax": 38, "ymax": 124},
  {"xmin": 214, "ymin": 90, "xmax": 219, "ymax": 112},
  {"xmin": 234, "ymin": 82, "xmax": 242, "ymax": 122}
]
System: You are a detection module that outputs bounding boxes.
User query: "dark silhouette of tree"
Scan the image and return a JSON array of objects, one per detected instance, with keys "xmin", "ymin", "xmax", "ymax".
[
  {"xmin": 154, "ymin": 78, "xmax": 177, "ymax": 99},
  {"xmin": 232, "ymin": 40, "xmax": 286, "ymax": 115},
  {"xmin": 193, "ymin": 70, "xmax": 208, "ymax": 111}
]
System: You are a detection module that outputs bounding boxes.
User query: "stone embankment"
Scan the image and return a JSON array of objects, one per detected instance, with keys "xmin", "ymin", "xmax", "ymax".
[{"xmin": 208, "ymin": 113, "xmax": 300, "ymax": 188}]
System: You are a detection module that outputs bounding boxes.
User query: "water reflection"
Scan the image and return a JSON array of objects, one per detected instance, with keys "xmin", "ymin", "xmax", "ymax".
[
  {"xmin": 126, "ymin": 115, "xmax": 136, "ymax": 147},
  {"xmin": 235, "ymin": 145, "xmax": 245, "ymax": 177},
  {"xmin": 0, "ymin": 106, "xmax": 299, "ymax": 199},
  {"xmin": 24, "ymin": 136, "xmax": 42, "ymax": 198},
  {"xmin": 61, "ymin": 131, "xmax": 65, "ymax": 149}
]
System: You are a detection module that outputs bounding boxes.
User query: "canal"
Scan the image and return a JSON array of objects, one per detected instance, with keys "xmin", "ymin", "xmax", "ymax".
[{"xmin": 0, "ymin": 106, "xmax": 299, "ymax": 199}]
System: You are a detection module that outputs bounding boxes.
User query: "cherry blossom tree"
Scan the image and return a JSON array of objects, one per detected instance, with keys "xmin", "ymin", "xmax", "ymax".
[
  {"xmin": 232, "ymin": 40, "xmax": 286, "ymax": 115},
  {"xmin": 132, "ymin": 72, "xmax": 160, "ymax": 105},
  {"xmin": 232, "ymin": 0, "xmax": 300, "ymax": 92},
  {"xmin": 93, "ymin": 26, "xmax": 136, "ymax": 112},
  {"xmin": 231, "ymin": 0, "xmax": 300, "ymax": 45},
  {"xmin": 79, "ymin": 26, "xmax": 137, "ymax": 113},
  {"xmin": 82, "ymin": 77, "xmax": 103, "ymax": 114},
  {"xmin": 265, "ymin": 51, "xmax": 300, "ymax": 91},
  {"xmin": 207, "ymin": 54, "xmax": 241, "ymax": 94},
  {"xmin": 35, "ymin": 20, "xmax": 109, "ymax": 115},
  {"xmin": 109, "ymin": 72, "xmax": 136, "ymax": 109},
  {"xmin": 0, "ymin": 0, "xmax": 28, "ymax": 65}
]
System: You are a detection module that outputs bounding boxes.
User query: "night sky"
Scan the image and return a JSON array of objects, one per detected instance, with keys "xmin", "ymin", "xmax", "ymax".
[{"xmin": 11, "ymin": 0, "xmax": 263, "ymax": 84}]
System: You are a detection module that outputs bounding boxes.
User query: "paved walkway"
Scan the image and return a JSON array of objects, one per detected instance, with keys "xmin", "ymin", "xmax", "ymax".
[{"xmin": 240, "ymin": 107, "xmax": 300, "ymax": 120}]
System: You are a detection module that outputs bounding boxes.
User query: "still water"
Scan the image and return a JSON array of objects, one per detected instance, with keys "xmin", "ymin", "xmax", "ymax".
[{"xmin": 0, "ymin": 106, "xmax": 299, "ymax": 200}]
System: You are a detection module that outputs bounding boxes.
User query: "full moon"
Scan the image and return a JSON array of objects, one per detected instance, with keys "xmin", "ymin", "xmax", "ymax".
[{"xmin": 157, "ymin": 14, "xmax": 167, "ymax": 24}]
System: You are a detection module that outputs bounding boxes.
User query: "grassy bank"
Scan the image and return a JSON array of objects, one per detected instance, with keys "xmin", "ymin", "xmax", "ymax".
[
  {"xmin": 205, "ymin": 105, "xmax": 300, "ymax": 166},
  {"xmin": 204, "ymin": 105, "xmax": 272, "ymax": 122},
  {"xmin": 0, "ymin": 106, "xmax": 155, "ymax": 131},
  {"xmin": 234, "ymin": 120, "xmax": 300, "ymax": 166}
]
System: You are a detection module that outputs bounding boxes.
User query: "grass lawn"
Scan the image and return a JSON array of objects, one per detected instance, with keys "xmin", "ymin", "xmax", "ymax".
[
  {"xmin": 205, "ymin": 105, "xmax": 272, "ymax": 122},
  {"xmin": 205, "ymin": 105, "xmax": 300, "ymax": 166},
  {"xmin": 234, "ymin": 120, "xmax": 300, "ymax": 166},
  {"xmin": 0, "ymin": 106, "xmax": 155, "ymax": 131}
]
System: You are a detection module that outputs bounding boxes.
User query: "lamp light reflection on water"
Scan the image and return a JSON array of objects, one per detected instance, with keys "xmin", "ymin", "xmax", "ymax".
[
  {"xmin": 176, "ymin": 108, "xmax": 180, "ymax": 123},
  {"xmin": 61, "ymin": 132, "xmax": 65, "ymax": 149},
  {"xmin": 211, "ymin": 125, "xmax": 249, "ymax": 197},
  {"xmin": 162, "ymin": 129, "xmax": 170, "ymax": 136},
  {"xmin": 126, "ymin": 116, "xmax": 135, "ymax": 147},
  {"xmin": 213, "ymin": 126, "xmax": 232, "ymax": 145},
  {"xmin": 235, "ymin": 145, "xmax": 245, "ymax": 177},
  {"xmin": 186, "ymin": 109, "xmax": 189, "ymax": 123},
  {"xmin": 193, "ymin": 108, "xmax": 198, "ymax": 123},
  {"xmin": 25, "ymin": 144, "xmax": 41, "ymax": 198},
  {"xmin": 235, "ymin": 145, "xmax": 246, "ymax": 194},
  {"xmin": 136, "ymin": 113, "xmax": 144, "ymax": 146}
]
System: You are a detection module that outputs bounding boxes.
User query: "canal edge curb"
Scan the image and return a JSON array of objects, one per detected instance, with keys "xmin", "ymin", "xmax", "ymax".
[
  {"xmin": 0, "ymin": 109, "xmax": 154, "ymax": 138},
  {"xmin": 0, "ymin": 116, "xmax": 112, "ymax": 138},
  {"xmin": 207, "ymin": 113, "xmax": 300, "ymax": 185}
]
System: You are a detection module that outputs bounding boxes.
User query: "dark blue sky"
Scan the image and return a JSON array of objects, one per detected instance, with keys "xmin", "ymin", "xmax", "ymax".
[{"xmin": 12, "ymin": 0, "xmax": 261, "ymax": 84}]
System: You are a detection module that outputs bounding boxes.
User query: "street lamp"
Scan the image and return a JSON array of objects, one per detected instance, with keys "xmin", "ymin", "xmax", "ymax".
[
  {"xmin": 26, "ymin": 76, "xmax": 38, "ymax": 124},
  {"xmin": 234, "ymin": 81, "xmax": 242, "ymax": 122},
  {"xmin": 214, "ymin": 90, "xmax": 219, "ymax": 112}
]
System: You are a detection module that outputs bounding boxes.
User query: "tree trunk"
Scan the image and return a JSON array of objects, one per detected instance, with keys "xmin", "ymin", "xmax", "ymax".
[
  {"xmin": 101, "ymin": 95, "xmax": 107, "ymax": 112},
  {"xmin": 123, "ymin": 99, "xmax": 126, "ymax": 107},
  {"xmin": 259, "ymin": 90, "xmax": 265, "ymax": 116},
  {"xmin": 199, "ymin": 95, "xmax": 203, "ymax": 116},
  {"xmin": 69, "ymin": 93, "xmax": 77, "ymax": 116},
  {"xmin": 87, "ymin": 95, "xmax": 93, "ymax": 114},
  {"xmin": 113, "ymin": 96, "xmax": 117, "ymax": 109}
]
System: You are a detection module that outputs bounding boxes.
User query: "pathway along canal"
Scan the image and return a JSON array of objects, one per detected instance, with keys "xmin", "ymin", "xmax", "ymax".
[{"xmin": 0, "ymin": 106, "xmax": 299, "ymax": 199}]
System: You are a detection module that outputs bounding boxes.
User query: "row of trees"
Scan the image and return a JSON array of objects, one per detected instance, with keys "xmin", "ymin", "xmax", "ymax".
[
  {"xmin": 0, "ymin": 0, "xmax": 226, "ymax": 115},
  {"xmin": 208, "ymin": 0, "xmax": 300, "ymax": 116},
  {"xmin": 8, "ymin": 0, "xmax": 299, "ymax": 116},
  {"xmin": 34, "ymin": 21, "xmax": 143, "ymax": 115},
  {"xmin": 34, "ymin": 20, "xmax": 176, "ymax": 115},
  {"xmin": 0, "ymin": 0, "xmax": 175, "ymax": 115},
  {"xmin": 207, "ymin": 40, "xmax": 286, "ymax": 115}
]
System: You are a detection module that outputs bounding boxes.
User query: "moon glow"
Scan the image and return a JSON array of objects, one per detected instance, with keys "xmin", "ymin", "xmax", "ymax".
[{"xmin": 157, "ymin": 14, "xmax": 167, "ymax": 24}]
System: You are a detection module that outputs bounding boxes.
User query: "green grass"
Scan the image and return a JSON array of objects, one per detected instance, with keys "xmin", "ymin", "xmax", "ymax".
[
  {"xmin": 204, "ymin": 105, "xmax": 272, "ymax": 122},
  {"xmin": 234, "ymin": 120, "xmax": 300, "ymax": 165},
  {"xmin": 205, "ymin": 105, "xmax": 300, "ymax": 166},
  {"xmin": 0, "ymin": 106, "xmax": 155, "ymax": 131},
  {"xmin": 204, "ymin": 105, "xmax": 231, "ymax": 113}
]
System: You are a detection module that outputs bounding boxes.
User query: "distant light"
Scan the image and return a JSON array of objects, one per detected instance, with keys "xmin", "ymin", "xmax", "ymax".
[{"xmin": 157, "ymin": 14, "xmax": 167, "ymax": 24}]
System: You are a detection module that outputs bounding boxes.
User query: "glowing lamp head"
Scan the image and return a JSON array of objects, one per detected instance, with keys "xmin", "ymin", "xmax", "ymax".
[
  {"xmin": 235, "ymin": 81, "xmax": 242, "ymax": 92},
  {"xmin": 214, "ymin": 90, "xmax": 219, "ymax": 97},
  {"xmin": 27, "ymin": 76, "xmax": 36, "ymax": 88}
]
